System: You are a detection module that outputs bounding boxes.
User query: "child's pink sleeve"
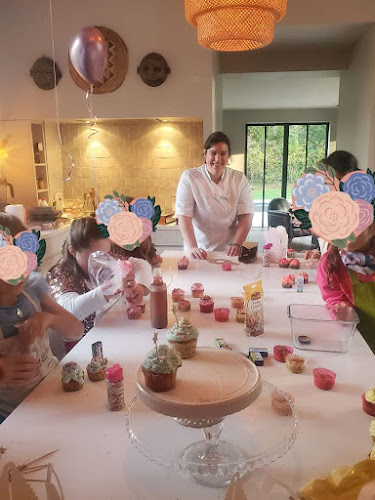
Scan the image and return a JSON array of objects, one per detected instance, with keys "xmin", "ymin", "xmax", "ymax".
[{"xmin": 316, "ymin": 253, "xmax": 353, "ymax": 310}]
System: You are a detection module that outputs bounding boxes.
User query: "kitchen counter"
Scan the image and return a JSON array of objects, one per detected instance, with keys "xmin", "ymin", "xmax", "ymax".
[{"xmin": 153, "ymin": 223, "xmax": 183, "ymax": 251}]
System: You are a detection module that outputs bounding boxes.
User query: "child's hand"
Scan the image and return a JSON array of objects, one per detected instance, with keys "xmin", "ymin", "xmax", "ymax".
[
  {"xmin": 16, "ymin": 312, "xmax": 53, "ymax": 346},
  {"xmin": 122, "ymin": 271, "xmax": 135, "ymax": 292},
  {"xmin": 126, "ymin": 284, "xmax": 148, "ymax": 306},
  {"xmin": 333, "ymin": 302, "xmax": 356, "ymax": 322},
  {"xmin": 0, "ymin": 355, "xmax": 39, "ymax": 385}
]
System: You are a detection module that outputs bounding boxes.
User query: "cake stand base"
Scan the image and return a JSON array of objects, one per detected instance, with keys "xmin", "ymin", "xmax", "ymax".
[{"xmin": 181, "ymin": 440, "xmax": 247, "ymax": 487}]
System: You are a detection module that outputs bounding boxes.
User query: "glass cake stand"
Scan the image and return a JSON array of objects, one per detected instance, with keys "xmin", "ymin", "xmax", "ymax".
[{"xmin": 126, "ymin": 349, "xmax": 298, "ymax": 487}]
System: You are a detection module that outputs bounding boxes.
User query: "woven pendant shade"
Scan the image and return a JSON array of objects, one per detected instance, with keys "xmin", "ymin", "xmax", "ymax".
[{"xmin": 185, "ymin": 0, "xmax": 287, "ymax": 52}]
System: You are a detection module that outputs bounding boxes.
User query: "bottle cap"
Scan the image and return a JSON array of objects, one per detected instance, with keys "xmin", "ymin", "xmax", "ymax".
[{"xmin": 105, "ymin": 364, "xmax": 123, "ymax": 383}]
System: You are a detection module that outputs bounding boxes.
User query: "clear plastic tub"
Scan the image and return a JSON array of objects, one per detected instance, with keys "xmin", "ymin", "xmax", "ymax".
[{"xmin": 287, "ymin": 304, "xmax": 359, "ymax": 353}]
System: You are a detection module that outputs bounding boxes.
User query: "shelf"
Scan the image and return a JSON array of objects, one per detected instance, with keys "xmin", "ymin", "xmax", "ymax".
[{"xmin": 35, "ymin": 163, "xmax": 46, "ymax": 166}]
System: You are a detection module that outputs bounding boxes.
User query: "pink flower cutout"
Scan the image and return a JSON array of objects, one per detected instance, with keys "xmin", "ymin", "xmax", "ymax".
[
  {"xmin": 108, "ymin": 212, "xmax": 143, "ymax": 247},
  {"xmin": 0, "ymin": 246, "xmax": 28, "ymax": 282},
  {"xmin": 139, "ymin": 217, "xmax": 153, "ymax": 243},
  {"xmin": 310, "ymin": 192, "xmax": 359, "ymax": 241},
  {"xmin": 354, "ymin": 199, "xmax": 374, "ymax": 235},
  {"xmin": 25, "ymin": 251, "xmax": 38, "ymax": 275}
]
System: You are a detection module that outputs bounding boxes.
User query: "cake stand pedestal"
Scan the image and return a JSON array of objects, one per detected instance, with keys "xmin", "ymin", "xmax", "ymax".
[{"xmin": 128, "ymin": 348, "xmax": 298, "ymax": 487}]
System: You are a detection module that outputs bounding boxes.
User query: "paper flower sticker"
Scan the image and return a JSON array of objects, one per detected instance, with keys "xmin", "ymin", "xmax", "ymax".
[
  {"xmin": 0, "ymin": 226, "xmax": 46, "ymax": 285},
  {"xmin": 95, "ymin": 191, "xmax": 161, "ymax": 250},
  {"xmin": 292, "ymin": 173, "xmax": 331, "ymax": 211},
  {"xmin": 342, "ymin": 171, "xmax": 375, "ymax": 203},
  {"xmin": 310, "ymin": 192, "xmax": 359, "ymax": 245}
]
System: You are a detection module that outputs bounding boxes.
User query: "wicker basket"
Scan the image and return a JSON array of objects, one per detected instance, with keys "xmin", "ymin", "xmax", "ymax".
[{"xmin": 185, "ymin": 0, "xmax": 287, "ymax": 51}]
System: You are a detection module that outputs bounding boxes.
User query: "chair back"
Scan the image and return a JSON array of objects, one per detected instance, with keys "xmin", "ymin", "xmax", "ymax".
[{"xmin": 268, "ymin": 197, "xmax": 290, "ymax": 212}]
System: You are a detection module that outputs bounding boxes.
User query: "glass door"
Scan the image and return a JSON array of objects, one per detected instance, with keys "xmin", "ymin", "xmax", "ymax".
[{"xmin": 246, "ymin": 122, "xmax": 329, "ymax": 227}]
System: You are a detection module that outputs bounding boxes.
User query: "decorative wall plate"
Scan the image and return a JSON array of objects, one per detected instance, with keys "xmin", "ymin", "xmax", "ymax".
[
  {"xmin": 137, "ymin": 52, "xmax": 170, "ymax": 87},
  {"xmin": 30, "ymin": 56, "xmax": 62, "ymax": 90},
  {"xmin": 69, "ymin": 26, "xmax": 128, "ymax": 94}
]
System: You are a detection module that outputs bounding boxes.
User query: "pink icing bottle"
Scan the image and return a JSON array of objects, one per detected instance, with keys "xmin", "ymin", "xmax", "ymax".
[{"xmin": 150, "ymin": 267, "xmax": 168, "ymax": 329}]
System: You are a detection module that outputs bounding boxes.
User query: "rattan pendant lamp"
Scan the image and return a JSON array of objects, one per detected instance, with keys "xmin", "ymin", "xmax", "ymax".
[{"xmin": 185, "ymin": 0, "xmax": 287, "ymax": 52}]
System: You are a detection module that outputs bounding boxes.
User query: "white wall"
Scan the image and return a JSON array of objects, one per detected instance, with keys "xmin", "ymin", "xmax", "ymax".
[
  {"xmin": 223, "ymin": 108, "xmax": 338, "ymax": 173},
  {"xmin": 337, "ymin": 26, "xmax": 375, "ymax": 170},
  {"xmin": 0, "ymin": 0, "xmax": 213, "ymax": 138}
]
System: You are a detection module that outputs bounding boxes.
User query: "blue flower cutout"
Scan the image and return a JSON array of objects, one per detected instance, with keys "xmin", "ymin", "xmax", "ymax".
[
  {"xmin": 343, "ymin": 172, "xmax": 375, "ymax": 203},
  {"xmin": 96, "ymin": 199, "xmax": 122, "ymax": 225},
  {"xmin": 15, "ymin": 232, "xmax": 39, "ymax": 253},
  {"xmin": 292, "ymin": 173, "xmax": 331, "ymax": 212},
  {"xmin": 0, "ymin": 235, "xmax": 7, "ymax": 248},
  {"xmin": 131, "ymin": 198, "xmax": 155, "ymax": 219}
]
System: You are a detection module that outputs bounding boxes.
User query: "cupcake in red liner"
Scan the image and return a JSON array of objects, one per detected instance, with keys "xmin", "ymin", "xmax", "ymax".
[
  {"xmin": 214, "ymin": 308, "xmax": 230, "ymax": 322},
  {"xmin": 279, "ymin": 258, "xmax": 290, "ymax": 268},
  {"xmin": 178, "ymin": 299, "xmax": 191, "ymax": 312},
  {"xmin": 362, "ymin": 387, "xmax": 375, "ymax": 417},
  {"xmin": 231, "ymin": 296, "xmax": 244, "ymax": 309},
  {"xmin": 178, "ymin": 256, "xmax": 189, "ymax": 270},
  {"xmin": 313, "ymin": 368, "xmax": 336, "ymax": 390},
  {"xmin": 199, "ymin": 295, "xmax": 214, "ymax": 313},
  {"xmin": 191, "ymin": 282, "xmax": 204, "ymax": 298},
  {"xmin": 172, "ymin": 288, "xmax": 185, "ymax": 303},
  {"xmin": 127, "ymin": 305, "xmax": 142, "ymax": 320},
  {"xmin": 289, "ymin": 258, "xmax": 301, "ymax": 269},
  {"xmin": 273, "ymin": 345, "xmax": 294, "ymax": 362}
]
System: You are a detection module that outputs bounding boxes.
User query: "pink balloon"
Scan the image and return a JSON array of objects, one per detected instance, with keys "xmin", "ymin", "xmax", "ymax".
[{"xmin": 69, "ymin": 26, "xmax": 108, "ymax": 84}]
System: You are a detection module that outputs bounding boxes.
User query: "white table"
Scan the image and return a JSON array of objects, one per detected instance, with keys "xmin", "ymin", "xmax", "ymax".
[{"xmin": 0, "ymin": 251, "xmax": 374, "ymax": 499}]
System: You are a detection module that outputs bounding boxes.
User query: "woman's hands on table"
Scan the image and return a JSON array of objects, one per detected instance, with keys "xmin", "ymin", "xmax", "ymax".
[
  {"xmin": 225, "ymin": 243, "xmax": 241, "ymax": 257},
  {"xmin": 189, "ymin": 247, "xmax": 208, "ymax": 260}
]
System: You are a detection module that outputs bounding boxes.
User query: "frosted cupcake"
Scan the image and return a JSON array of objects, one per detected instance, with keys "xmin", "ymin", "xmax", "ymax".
[
  {"xmin": 167, "ymin": 317, "xmax": 199, "ymax": 359},
  {"xmin": 199, "ymin": 295, "xmax": 214, "ymax": 313},
  {"xmin": 172, "ymin": 288, "xmax": 185, "ymax": 303},
  {"xmin": 362, "ymin": 387, "xmax": 375, "ymax": 417},
  {"xmin": 87, "ymin": 356, "xmax": 108, "ymax": 382},
  {"xmin": 191, "ymin": 282, "xmax": 204, "ymax": 298},
  {"xmin": 178, "ymin": 299, "xmax": 191, "ymax": 312},
  {"xmin": 62, "ymin": 362, "xmax": 84, "ymax": 392},
  {"xmin": 231, "ymin": 297, "xmax": 244, "ymax": 309},
  {"xmin": 142, "ymin": 344, "xmax": 182, "ymax": 392}
]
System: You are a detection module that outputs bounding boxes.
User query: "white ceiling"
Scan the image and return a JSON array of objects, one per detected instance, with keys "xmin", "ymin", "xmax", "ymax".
[{"xmin": 222, "ymin": 71, "xmax": 341, "ymax": 110}]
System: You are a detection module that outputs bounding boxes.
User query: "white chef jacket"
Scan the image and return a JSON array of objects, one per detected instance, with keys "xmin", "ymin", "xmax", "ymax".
[{"xmin": 175, "ymin": 165, "xmax": 254, "ymax": 251}]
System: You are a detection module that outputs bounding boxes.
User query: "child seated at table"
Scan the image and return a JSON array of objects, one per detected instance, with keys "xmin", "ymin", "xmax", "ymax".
[
  {"xmin": 0, "ymin": 214, "xmax": 83, "ymax": 423},
  {"xmin": 47, "ymin": 217, "xmax": 152, "ymax": 350},
  {"xmin": 316, "ymin": 222, "xmax": 375, "ymax": 352}
]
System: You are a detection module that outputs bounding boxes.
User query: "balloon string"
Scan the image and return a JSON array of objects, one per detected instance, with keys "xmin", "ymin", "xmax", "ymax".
[
  {"xmin": 48, "ymin": 0, "xmax": 75, "ymax": 182},
  {"xmin": 86, "ymin": 84, "xmax": 99, "ymax": 207}
]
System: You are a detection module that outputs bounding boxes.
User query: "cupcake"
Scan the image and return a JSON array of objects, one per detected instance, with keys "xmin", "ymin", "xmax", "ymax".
[
  {"xmin": 178, "ymin": 256, "xmax": 189, "ymax": 270},
  {"xmin": 167, "ymin": 317, "xmax": 199, "ymax": 359},
  {"xmin": 172, "ymin": 288, "xmax": 185, "ymax": 303},
  {"xmin": 271, "ymin": 390, "xmax": 295, "ymax": 416},
  {"xmin": 289, "ymin": 258, "xmax": 301, "ymax": 269},
  {"xmin": 313, "ymin": 368, "xmax": 336, "ymax": 391},
  {"xmin": 87, "ymin": 356, "xmax": 108, "ymax": 382},
  {"xmin": 281, "ymin": 275, "xmax": 295, "ymax": 288},
  {"xmin": 191, "ymin": 282, "xmax": 204, "ymax": 298},
  {"xmin": 285, "ymin": 354, "xmax": 306, "ymax": 374},
  {"xmin": 279, "ymin": 258, "xmax": 290, "ymax": 268},
  {"xmin": 142, "ymin": 344, "xmax": 182, "ymax": 392},
  {"xmin": 273, "ymin": 345, "xmax": 294, "ymax": 362},
  {"xmin": 231, "ymin": 297, "xmax": 244, "ymax": 309},
  {"xmin": 178, "ymin": 299, "xmax": 191, "ymax": 312},
  {"xmin": 127, "ymin": 305, "xmax": 142, "ymax": 319},
  {"xmin": 199, "ymin": 295, "xmax": 214, "ymax": 313},
  {"xmin": 297, "ymin": 271, "xmax": 309, "ymax": 284},
  {"xmin": 362, "ymin": 387, "xmax": 375, "ymax": 417},
  {"xmin": 236, "ymin": 309, "xmax": 246, "ymax": 323},
  {"xmin": 62, "ymin": 362, "xmax": 84, "ymax": 392}
]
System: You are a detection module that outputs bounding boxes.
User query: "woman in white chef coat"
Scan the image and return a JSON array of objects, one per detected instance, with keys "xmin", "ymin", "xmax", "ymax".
[{"xmin": 175, "ymin": 132, "xmax": 254, "ymax": 259}]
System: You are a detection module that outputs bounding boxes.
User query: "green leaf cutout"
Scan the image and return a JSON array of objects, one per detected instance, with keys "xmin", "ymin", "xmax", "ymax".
[
  {"xmin": 327, "ymin": 166, "xmax": 336, "ymax": 179},
  {"xmin": 112, "ymin": 190, "xmax": 119, "ymax": 198},
  {"xmin": 97, "ymin": 224, "xmax": 109, "ymax": 239},
  {"xmin": 36, "ymin": 239, "xmax": 46, "ymax": 265},
  {"xmin": 339, "ymin": 181, "xmax": 344, "ymax": 192},
  {"xmin": 123, "ymin": 240, "xmax": 141, "ymax": 251},
  {"xmin": 151, "ymin": 204, "xmax": 161, "ymax": 231},
  {"xmin": 7, "ymin": 275, "xmax": 26, "ymax": 286},
  {"xmin": 104, "ymin": 194, "xmax": 113, "ymax": 200},
  {"xmin": 348, "ymin": 232, "xmax": 356, "ymax": 242},
  {"xmin": 293, "ymin": 209, "xmax": 312, "ymax": 230},
  {"xmin": 120, "ymin": 194, "xmax": 127, "ymax": 204},
  {"xmin": 4, "ymin": 227, "xmax": 10, "ymax": 236},
  {"xmin": 332, "ymin": 238, "xmax": 348, "ymax": 249}
]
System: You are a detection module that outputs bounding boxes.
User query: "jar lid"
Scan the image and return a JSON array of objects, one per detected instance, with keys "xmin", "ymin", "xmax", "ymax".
[{"xmin": 105, "ymin": 364, "xmax": 123, "ymax": 382}]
